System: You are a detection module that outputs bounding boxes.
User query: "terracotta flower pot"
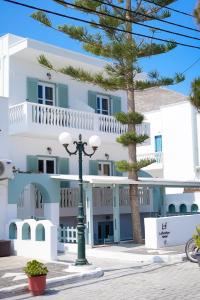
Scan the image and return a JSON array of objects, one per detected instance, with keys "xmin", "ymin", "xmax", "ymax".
[{"xmin": 28, "ymin": 275, "xmax": 47, "ymax": 296}]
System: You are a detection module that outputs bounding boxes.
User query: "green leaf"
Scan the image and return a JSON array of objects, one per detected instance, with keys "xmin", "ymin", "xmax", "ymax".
[{"xmin": 31, "ymin": 11, "xmax": 52, "ymax": 27}]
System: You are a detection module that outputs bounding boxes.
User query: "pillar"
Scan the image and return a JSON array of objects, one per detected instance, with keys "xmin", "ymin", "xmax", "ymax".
[
  {"xmin": 44, "ymin": 203, "xmax": 59, "ymax": 227},
  {"xmin": 113, "ymin": 185, "xmax": 120, "ymax": 243},
  {"xmin": 85, "ymin": 184, "xmax": 94, "ymax": 247}
]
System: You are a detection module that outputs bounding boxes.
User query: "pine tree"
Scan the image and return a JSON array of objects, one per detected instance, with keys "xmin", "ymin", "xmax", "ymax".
[
  {"xmin": 194, "ymin": 1, "xmax": 200, "ymax": 23},
  {"xmin": 31, "ymin": 0, "xmax": 184, "ymax": 243}
]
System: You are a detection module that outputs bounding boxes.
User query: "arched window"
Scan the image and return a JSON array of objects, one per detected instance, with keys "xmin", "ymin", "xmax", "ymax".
[
  {"xmin": 9, "ymin": 223, "xmax": 17, "ymax": 239},
  {"xmin": 168, "ymin": 204, "xmax": 176, "ymax": 213},
  {"xmin": 36, "ymin": 224, "xmax": 45, "ymax": 241},
  {"xmin": 191, "ymin": 204, "xmax": 198, "ymax": 213},
  {"xmin": 180, "ymin": 204, "xmax": 187, "ymax": 213},
  {"xmin": 22, "ymin": 223, "xmax": 31, "ymax": 240}
]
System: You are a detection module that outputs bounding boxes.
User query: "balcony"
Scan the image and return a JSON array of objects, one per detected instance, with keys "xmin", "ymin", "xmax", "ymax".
[
  {"xmin": 60, "ymin": 187, "xmax": 152, "ymax": 217},
  {"xmin": 9, "ymin": 102, "xmax": 150, "ymax": 141},
  {"xmin": 137, "ymin": 152, "xmax": 163, "ymax": 177}
]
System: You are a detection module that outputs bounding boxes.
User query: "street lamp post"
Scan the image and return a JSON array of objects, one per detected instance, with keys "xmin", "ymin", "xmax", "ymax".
[{"xmin": 59, "ymin": 132, "xmax": 101, "ymax": 266}]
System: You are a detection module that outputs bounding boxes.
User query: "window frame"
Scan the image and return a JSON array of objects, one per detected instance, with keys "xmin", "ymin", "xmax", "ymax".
[
  {"xmin": 37, "ymin": 82, "xmax": 55, "ymax": 106},
  {"xmin": 96, "ymin": 94, "xmax": 110, "ymax": 115},
  {"xmin": 37, "ymin": 157, "xmax": 56, "ymax": 174},
  {"xmin": 98, "ymin": 161, "xmax": 112, "ymax": 176}
]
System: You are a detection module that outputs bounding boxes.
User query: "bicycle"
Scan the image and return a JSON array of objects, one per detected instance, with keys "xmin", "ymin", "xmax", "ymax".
[{"xmin": 185, "ymin": 237, "xmax": 199, "ymax": 263}]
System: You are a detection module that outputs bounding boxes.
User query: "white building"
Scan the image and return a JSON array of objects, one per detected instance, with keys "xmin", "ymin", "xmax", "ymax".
[{"xmin": 0, "ymin": 33, "xmax": 200, "ymax": 245}]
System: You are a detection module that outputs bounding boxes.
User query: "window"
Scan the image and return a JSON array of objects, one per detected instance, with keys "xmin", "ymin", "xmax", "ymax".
[
  {"xmin": 38, "ymin": 82, "xmax": 55, "ymax": 106},
  {"xmin": 96, "ymin": 95, "xmax": 110, "ymax": 115},
  {"xmin": 38, "ymin": 157, "xmax": 56, "ymax": 174},
  {"xmin": 98, "ymin": 162, "xmax": 111, "ymax": 176},
  {"xmin": 155, "ymin": 135, "xmax": 162, "ymax": 152}
]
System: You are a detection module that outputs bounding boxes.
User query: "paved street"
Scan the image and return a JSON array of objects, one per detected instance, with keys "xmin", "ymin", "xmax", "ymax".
[{"xmin": 3, "ymin": 253, "xmax": 200, "ymax": 300}]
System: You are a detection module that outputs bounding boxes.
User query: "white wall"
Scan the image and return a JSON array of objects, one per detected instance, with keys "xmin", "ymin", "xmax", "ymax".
[
  {"xmin": 0, "ymin": 97, "xmax": 9, "ymax": 158},
  {"xmin": 145, "ymin": 215, "xmax": 200, "ymax": 248},
  {"xmin": 9, "ymin": 135, "xmax": 128, "ymax": 174},
  {"xmin": 165, "ymin": 192, "xmax": 200, "ymax": 213}
]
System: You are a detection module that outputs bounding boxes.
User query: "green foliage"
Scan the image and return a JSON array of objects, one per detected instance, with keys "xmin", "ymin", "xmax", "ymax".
[
  {"xmin": 115, "ymin": 112, "xmax": 144, "ymax": 125},
  {"xmin": 190, "ymin": 77, "xmax": 200, "ymax": 112},
  {"xmin": 194, "ymin": 1, "xmax": 200, "ymax": 24},
  {"xmin": 38, "ymin": 55, "xmax": 53, "ymax": 70},
  {"xmin": 31, "ymin": 11, "xmax": 52, "ymax": 27},
  {"xmin": 23, "ymin": 260, "xmax": 48, "ymax": 277},
  {"xmin": 117, "ymin": 131, "xmax": 149, "ymax": 146},
  {"xmin": 192, "ymin": 226, "xmax": 200, "ymax": 248},
  {"xmin": 115, "ymin": 158, "xmax": 155, "ymax": 172},
  {"xmin": 30, "ymin": 0, "xmax": 184, "ymax": 92}
]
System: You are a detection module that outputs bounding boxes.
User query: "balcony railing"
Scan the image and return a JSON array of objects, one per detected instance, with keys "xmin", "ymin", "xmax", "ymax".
[
  {"xmin": 60, "ymin": 187, "xmax": 150, "ymax": 209},
  {"xmin": 9, "ymin": 102, "xmax": 150, "ymax": 137},
  {"xmin": 137, "ymin": 151, "xmax": 163, "ymax": 164}
]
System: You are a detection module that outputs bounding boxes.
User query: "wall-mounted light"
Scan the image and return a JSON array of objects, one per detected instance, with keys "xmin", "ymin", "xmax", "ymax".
[
  {"xmin": 47, "ymin": 147, "xmax": 52, "ymax": 155},
  {"xmin": 46, "ymin": 72, "xmax": 52, "ymax": 80},
  {"xmin": 105, "ymin": 153, "xmax": 109, "ymax": 160}
]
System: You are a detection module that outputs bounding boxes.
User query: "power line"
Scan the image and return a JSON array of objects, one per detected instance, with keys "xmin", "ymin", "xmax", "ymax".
[
  {"xmin": 182, "ymin": 56, "xmax": 200, "ymax": 74},
  {"xmin": 3, "ymin": 0, "xmax": 200, "ymax": 51},
  {"xmin": 142, "ymin": 0, "xmax": 193, "ymax": 18},
  {"xmin": 55, "ymin": 0, "xmax": 200, "ymax": 43},
  {"xmin": 95, "ymin": 0, "xmax": 200, "ymax": 34}
]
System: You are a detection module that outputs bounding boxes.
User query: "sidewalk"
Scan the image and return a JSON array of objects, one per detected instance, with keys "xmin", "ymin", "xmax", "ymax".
[
  {"xmin": 61, "ymin": 242, "xmax": 186, "ymax": 264},
  {"xmin": 0, "ymin": 256, "xmax": 103, "ymax": 299}
]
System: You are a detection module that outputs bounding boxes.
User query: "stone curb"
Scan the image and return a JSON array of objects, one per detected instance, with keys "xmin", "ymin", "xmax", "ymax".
[{"xmin": 0, "ymin": 266, "xmax": 104, "ymax": 295}]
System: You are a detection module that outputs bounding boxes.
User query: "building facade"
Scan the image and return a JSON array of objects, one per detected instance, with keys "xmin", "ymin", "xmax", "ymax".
[{"xmin": 0, "ymin": 33, "xmax": 199, "ymax": 244}]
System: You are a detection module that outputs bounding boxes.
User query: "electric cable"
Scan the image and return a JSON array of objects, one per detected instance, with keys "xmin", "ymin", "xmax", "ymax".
[
  {"xmin": 3, "ymin": 0, "xmax": 200, "ymax": 50},
  {"xmin": 53, "ymin": 0, "xmax": 200, "ymax": 43},
  {"xmin": 94, "ymin": 0, "xmax": 200, "ymax": 33}
]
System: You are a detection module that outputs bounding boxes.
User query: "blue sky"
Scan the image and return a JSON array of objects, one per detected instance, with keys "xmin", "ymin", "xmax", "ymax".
[{"xmin": 1, "ymin": 0, "xmax": 200, "ymax": 95}]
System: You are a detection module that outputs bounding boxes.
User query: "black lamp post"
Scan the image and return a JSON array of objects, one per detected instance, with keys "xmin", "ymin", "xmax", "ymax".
[{"xmin": 59, "ymin": 132, "xmax": 101, "ymax": 266}]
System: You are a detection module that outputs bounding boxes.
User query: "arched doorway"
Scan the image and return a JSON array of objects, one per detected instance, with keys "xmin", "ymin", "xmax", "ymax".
[
  {"xmin": 180, "ymin": 203, "xmax": 187, "ymax": 214},
  {"xmin": 168, "ymin": 204, "xmax": 176, "ymax": 214},
  {"xmin": 8, "ymin": 173, "xmax": 60, "ymax": 224},
  {"xmin": 191, "ymin": 204, "xmax": 198, "ymax": 213},
  {"xmin": 17, "ymin": 183, "xmax": 44, "ymax": 220}
]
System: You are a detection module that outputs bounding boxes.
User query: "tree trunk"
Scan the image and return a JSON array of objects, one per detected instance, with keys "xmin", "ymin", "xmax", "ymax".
[{"xmin": 126, "ymin": 0, "xmax": 142, "ymax": 244}]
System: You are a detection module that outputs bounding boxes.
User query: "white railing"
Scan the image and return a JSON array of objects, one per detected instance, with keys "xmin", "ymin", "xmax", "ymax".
[
  {"xmin": 60, "ymin": 187, "xmax": 150, "ymax": 208},
  {"xmin": 137, "ymin": 151, "xmax": 163, "ymax": 164},
  {"xmin": 58, "ymin": 226, "xmax": 77, "ymax": 243},
  {"xmin": 9, "ymin": 103, "xmax": 25, "ymax": 124},
  {"xmin": 9, "ymin": 102, "xmax": 150, "ymax": 136}
]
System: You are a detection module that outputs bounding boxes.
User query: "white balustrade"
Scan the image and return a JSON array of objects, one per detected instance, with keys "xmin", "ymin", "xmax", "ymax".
[
  {"xmin": 9, "ymin": 102, "xmax": 25, "ymax": 124},
  {"xmin": 137, "ymin": 151, "xmax": 163, "ymax": 164},
  {"xmin": 9, "ymin": 102, "xmax": 150, "ymax": 136},
  {"xmin": 60, "ymin": 187, "xmax": 150, "ymax": 209}
]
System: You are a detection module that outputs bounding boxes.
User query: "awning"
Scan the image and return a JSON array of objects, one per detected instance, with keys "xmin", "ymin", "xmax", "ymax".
[{"xmin": 50, "ymin": 174, "xmax": 200, "ymax": 187}]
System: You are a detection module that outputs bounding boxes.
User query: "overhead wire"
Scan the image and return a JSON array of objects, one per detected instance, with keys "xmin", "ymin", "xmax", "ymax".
[
  {"xmin": 53, "ymin": 0, "xmax": 200, "ymax": 43},
  {"xmin": 3, "ymin": 0, "xmax": 200, "ymax": 51},
  {"xmin": 94, "ymin": 0, "xmax": 200, "ymax": 34},
  {"xmin": 142, "ymin": 0, "xmax": 193, "ymax": 18}
]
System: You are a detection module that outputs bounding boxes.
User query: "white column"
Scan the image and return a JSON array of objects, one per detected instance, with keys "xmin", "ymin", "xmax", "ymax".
[
  {"xmin": 113, "ymin": 185, "xmax": 120, "ymax": 243},
  {"xmin": 85, "ymin": 184, "xmax": 94, "ymax": 247},
  {"xmin": 44, "ymin": 203, "xmax": 59, "ymax": 227}
]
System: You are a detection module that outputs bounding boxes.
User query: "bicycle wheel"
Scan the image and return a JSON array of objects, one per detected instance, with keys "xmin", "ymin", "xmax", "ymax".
[{"xmin": 185, "ymin": 238, "xmax": 199, "ymax": 263}]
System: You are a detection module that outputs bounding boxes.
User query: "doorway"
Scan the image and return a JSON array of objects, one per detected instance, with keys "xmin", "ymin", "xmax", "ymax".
[{"xmin": 97, "ymin": 221, "xmax": 113, "ymax": 244}]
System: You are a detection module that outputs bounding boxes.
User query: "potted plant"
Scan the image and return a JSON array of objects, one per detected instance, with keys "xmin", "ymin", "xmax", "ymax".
[
  {"xmin": 23, "ymin": 260, "xmax": 48, "ymax": 296},
  {"xmin": 192, "ymin": 225, "xmax": 200, "ymax": 266}
]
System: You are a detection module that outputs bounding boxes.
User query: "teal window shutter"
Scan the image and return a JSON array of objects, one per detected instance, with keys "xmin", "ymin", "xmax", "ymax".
[
  {"xmin": 112, "ymin": 161, "xmax": 122, "ymax": 177},
  {"xmin": 57, "ymin": 157, "xmax": 69, "ymax": 188},
  {"xmin": 89, "ymin": 160, "xmax": 99, "ymax": 175},
  {"xmin": 88, "ymin": 91, "xmax": 97, "ymax": 112},
  {"xmin": 57, "ymin": 84, "xmax": 68, "ymax": 108},
  {"xmin": 27, "ymin": 78, "xmax": 38, "ymax": 103},
  {"xmin": 111, "ymin": 95, "xmax": 121, "ymax": 115},
  {"xmin": 26, "ymin": 155, "xmax": 38, "ymax": 173}
]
